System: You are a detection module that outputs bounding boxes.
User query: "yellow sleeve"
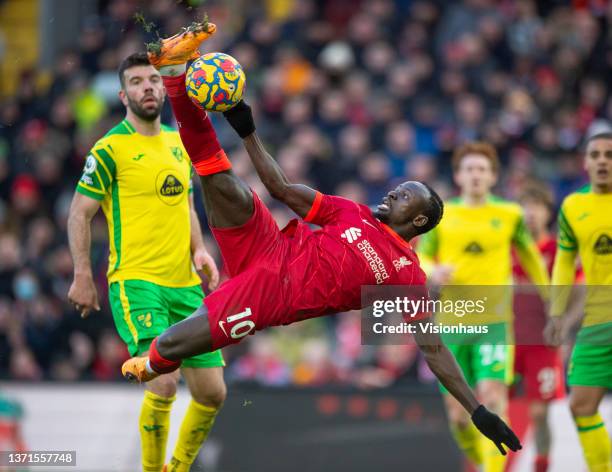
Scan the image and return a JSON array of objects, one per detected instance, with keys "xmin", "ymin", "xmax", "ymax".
[
  {"xmin": 550, "ymin": 205, "xmax": 578, "ymax": 316},
  {"xmin": 416, "ymin": 226, "xmax": 439, "ymax": 277},
  {"xmin": 512, "ymin": 213, "xmax": 550, "ymax": 299}
]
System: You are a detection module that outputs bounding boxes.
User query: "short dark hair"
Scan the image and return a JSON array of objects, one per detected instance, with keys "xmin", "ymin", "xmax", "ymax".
[
  {"xmin": 417, "ymin": 183, "xmax": 444, "ymax": 235},
  {"xmin": 118, "ymin": 52, "xmax": 151, "ymax": 88},
  {"xmin": 585, "ymin": 132, "xmax": 612, "ymax": 147}
]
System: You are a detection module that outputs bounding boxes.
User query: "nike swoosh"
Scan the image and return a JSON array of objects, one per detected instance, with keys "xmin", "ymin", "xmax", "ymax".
[
  {"xmin": 362, "ymin": 219, "xmax": 377, "ymax": 229},
  {"xmin": 218, "ymin": 320, "xmax": 228, "ymax": 337}
]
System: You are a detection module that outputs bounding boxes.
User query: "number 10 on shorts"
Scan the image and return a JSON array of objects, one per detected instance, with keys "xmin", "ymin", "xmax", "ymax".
[{"xmin": 220, "ymin": 308, "xmax": 255, "ymax": 339}]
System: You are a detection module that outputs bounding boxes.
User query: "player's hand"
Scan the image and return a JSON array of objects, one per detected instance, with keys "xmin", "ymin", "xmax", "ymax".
[
  {"xmin": 223, "ymin": 100, "xmax": 255, "ymax": 139},
  {"xmin": 68, "ymin": 273, "xmax": 100, "ymax": 318},
  {"xmin": 471, "ymin": 405, "xmax": 522, "ymax": 455},
  {"xmin": 430, "ymin": 265, "xmax": 454, "ymax": 286},
  {"xmin": 543, "ymin": 316, "xmax": 564, "ymax": 346},
  {"xmin": 193, "ymin": 248, "xmax": 219, "ymax": 290}
]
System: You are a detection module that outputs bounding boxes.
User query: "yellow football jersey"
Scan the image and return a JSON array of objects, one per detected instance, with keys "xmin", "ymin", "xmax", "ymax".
[
  {"xmin": 418, "ymin": 196, "xmax": 548, "ymax": 323},
  {"xmin": 76, "ymin": 119, "xmax": 200, "ymax": 287},
  {"xmin": 553, "ymin": 185, "xmax": 612, "ymax": 325}
]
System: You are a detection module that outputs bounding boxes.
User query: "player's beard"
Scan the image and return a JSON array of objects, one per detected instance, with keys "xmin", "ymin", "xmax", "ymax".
[{"xmin": 127, "ymin": 94, "xmax": 163, "ymax": 122}]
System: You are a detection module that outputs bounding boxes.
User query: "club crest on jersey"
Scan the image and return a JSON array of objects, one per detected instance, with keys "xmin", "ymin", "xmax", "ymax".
[
  {"xmin": 170, "ymin": 146, "xmax": 183, "ymax": 162},
  {"xmin": 341, "ymin": 227, "xmax": 362, "ymax": 243},
  {"xmin": 156, "ymin": 170, "xmax": 186, "ymax": 206},
  {"xmin": 393, "ymin": 256, "xmax": 412, "ymax": 271},
  {"xmin": 593, "ymin": 234, "xmax": 612, "ymax": 255},
  {"xmin": 464, "ymin": 241, "xmax": 484, "ymax": 254}
]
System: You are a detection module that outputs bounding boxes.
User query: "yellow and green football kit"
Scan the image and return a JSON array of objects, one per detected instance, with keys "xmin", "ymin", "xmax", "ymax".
[
  {"xmin": 76, "ymin": 119, "xmax": 223, "ymax": 368},
  {"xmin": 418, "ymin": 196, "xmax": 549, "ymax": 389},
  {"xmin": 552, "ymin": 185, "xmax": 612, "ymax": 388}
]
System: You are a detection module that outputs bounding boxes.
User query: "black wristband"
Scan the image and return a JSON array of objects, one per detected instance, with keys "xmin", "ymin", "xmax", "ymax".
[
  {"xmin": 471, "ymin": 404, "xmax": 486, "ymax": 421},
  {"xmin": 223, "ymin": 100, "xmax": 256, "ymax": 139}
]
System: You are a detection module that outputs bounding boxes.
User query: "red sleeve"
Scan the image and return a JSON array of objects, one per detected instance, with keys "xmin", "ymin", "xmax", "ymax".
[{"xmin": 303, "ymin": 192, "xmax": 360, "ymax": 226}]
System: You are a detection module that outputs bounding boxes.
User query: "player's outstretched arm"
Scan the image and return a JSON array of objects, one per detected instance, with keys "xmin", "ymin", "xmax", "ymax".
[
  {"xmin": 223, "ymin": 101, "xmax": 317, "ymax": 218},
  {"xmin": 413, "ymin": 319, "xmax": 522, "ymax": 455}
]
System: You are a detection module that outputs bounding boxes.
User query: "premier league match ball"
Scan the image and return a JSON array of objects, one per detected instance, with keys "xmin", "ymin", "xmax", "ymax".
[{"xmin": 185, "ymin": 52, "xmax": 246, "ymax": 112}]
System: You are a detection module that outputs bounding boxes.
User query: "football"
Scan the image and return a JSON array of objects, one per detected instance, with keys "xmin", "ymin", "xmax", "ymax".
[{"xmin": 185, "ymin": 52, "xmax": 246, "ymax": 112}]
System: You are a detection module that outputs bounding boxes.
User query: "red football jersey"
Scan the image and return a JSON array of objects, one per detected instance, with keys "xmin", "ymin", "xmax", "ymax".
[
  {"xmin": 283, "ymin": 193, "xmax": 428, "ymax": 321},
  {"xmin": 512, "ymin": 236, "xmax": 556, "ymax": 344}
]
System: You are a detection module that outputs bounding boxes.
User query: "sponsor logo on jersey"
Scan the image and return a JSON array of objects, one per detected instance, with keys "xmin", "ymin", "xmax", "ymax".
[
  {"xmin": 80, "ymin": 175, "xmax": 94, "ymax": 186},
  {"xmin": 156, "ymin": 170, "xmax": 186, "ymax": 206},
  {"xmin": 341, "ymin": 227, "xmax": 362, "ymax": 243},
  {"xmin": 464, "ymin": 241, "xmax": 484, "ymax": 254},
  {"xmin": 357, "ymin": 239, "xmax": 389, "ymax": 284},
  {"xmin": 593, "ymin": 234, "xmax": 612, "ymax": 255},
  {"xmin": 490, "ymin": 218, "xmax": 502, "ymax": 229},
  {"xmin": 393, "ymin": 256, "xmax": 412, "ymax": 271},
  {"xmin": 160, "ymin": 175, "xmax": 184, "ymax": 196},
  {"xmin": 170, "ymin": 146, "xmax": 184, "ymax": 162},
  {"xmin": 136, "ymin": 312, "xmax": 152, "ymax": 328},
  {"xmin": 84, "ymin": 154, "xmax": 97, "ymax": 174}
]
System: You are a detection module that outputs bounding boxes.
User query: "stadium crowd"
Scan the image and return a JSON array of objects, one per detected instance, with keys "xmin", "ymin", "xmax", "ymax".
[{"xmin": 0, "ymin": 0, "xmax": 610, "ymax": 385}]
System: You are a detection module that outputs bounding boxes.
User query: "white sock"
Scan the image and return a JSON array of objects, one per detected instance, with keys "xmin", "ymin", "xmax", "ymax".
[{"xmin": 159, "ymin": 63, "xmax": 186, "ymax": 76}]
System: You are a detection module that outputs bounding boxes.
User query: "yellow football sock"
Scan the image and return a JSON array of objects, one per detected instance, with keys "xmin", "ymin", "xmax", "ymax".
[
  {"xmin": 480, "ymin": 432, "xmax": 507, "ymax": 472},
  {"xmin": 576, "ymin": 414, "xmax": 612, "ymax": 472},
  {"xmin": 140, "ymin": 390, "xmax": 176, "ymax": 472},
  {"xmin": 450, "ymin": 422, "xmax": 483, "ymax": 466},
  {"xmin": 167, "ymin": 400, "xmax": 220, "ymax": 472}
]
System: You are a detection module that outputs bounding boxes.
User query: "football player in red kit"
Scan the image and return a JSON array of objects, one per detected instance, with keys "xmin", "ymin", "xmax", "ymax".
[
  {"xmin": 121, "ymin": 22, "xmax": 521, "ymax": 455},
  {"xmin": 512, "ymin": 186, "xmax": 567, "ymax": 472}
]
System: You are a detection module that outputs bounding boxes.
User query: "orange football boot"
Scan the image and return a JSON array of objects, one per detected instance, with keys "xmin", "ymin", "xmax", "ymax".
[
  {"xmin": 121, "ymin": 356, "xmax": 159, "ymax": 383},
  {"xmin": 147, "ymin": 19, "xmax": 217, "ymax": 68}
]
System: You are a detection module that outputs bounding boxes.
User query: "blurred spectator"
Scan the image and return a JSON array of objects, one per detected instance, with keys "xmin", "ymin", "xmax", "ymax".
[{"xmin": 0, "ymin": 0, "xmax": 610, "ymax": 386}]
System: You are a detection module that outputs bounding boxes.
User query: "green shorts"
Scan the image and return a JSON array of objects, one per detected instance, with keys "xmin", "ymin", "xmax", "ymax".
[
  {"xmin": 109, "ymin": 279, "xmax": 224, "ymax": 368},
  {"xmin": 439, "ymin": 323, "xmax": 513, "ymax": 393},
  {"xmin": 569, "ymin": 324, "xmax": 612, "ymax": 389}
]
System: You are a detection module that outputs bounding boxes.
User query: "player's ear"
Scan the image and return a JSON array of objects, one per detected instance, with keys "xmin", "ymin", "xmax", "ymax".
[
  {"xmin": 413, "ymin": 214, "xmax": 428, "ymax": 228},
  {"xmin": 118, "ymin": 88, "xmax": 128, "ymax": 107}
]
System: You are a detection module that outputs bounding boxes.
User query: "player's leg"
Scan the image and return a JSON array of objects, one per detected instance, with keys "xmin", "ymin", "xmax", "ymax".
[
  {"xmin": 568, "ymin": 341, "xmax": 612, "ymax": 472},
  {"xmin": 163, "ymin": 285, "xmax": 226, "ymax": 472},
  {"xmin": 472, "ymin": 328, "xmax": 512, "ymax": 472},
  {"xmin": 570, "ymin": 386, "xmax": 610, "ymax": 471},
  {"xmin": 440, "ymin": 342, "xmax": 483, "ymax": 467},
  {"xmin": 528, "ymin": 401, "xmax": 551, "ymax": 472},
  {"xmin": 109, "ymin": 280, "xmax": 180, "ymax": 472},
  {"xmin": 476, "ymin": 379, "xmax": 509, "ymax": 472}
]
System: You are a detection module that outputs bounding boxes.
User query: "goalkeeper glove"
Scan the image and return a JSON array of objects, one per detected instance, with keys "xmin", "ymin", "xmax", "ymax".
[
  {"xmin": 471, "ymin": 405, "xmax": 522, "ymax": 455},
  {"xmin": 223, "ymin": 100, "xmax": 255, "ymax": 139}
]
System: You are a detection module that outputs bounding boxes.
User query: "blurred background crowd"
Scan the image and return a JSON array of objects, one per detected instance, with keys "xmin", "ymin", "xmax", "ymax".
[{"xmin": 0, "ymin": 0, "xmax": 610, "ymax": 386}]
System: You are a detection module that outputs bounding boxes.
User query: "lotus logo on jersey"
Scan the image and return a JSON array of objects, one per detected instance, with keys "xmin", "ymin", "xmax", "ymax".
[
  {"xmin": 341, "ymin": 227, "xmax": 362, "ymax": 243},
  {"xmin": 593, "ymin": 234, "xmax": 612, "ymax": 255},
  {"xmin": 393, "ymin": 256, "xmax": 412, "ymax": 271},
  {"xmin": 160, "ymin": 175, "xmax": 184, "ymax": 197}
]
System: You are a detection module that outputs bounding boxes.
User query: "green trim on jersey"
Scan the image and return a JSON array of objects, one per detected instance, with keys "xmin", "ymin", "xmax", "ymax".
[
  {"xmin": 104, "ymin": 119, "xmax": 134, "ymax": 137},
  {"xmin": 161, "ymin": 123, "xmax": 175, "ymax": 132},
  {"xmin": 557, "ymin": 208, "xmax": 578, "ymax": 251},
  {"xmin": 576, "ymin": 184, "xmax": 591, "ymax": 194},
  {"xmin": 111, "ymin": 180, "xmax": 122, "ymax": 271}
]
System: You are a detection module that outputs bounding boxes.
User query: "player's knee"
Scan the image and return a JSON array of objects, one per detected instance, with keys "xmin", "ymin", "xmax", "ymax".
[
  {"xmin": 193, "ymin": 382, "xmax": 227, "ymax": 409},
  {"xmin": 529, "ymin": 402, "xmax": 548, "ymax": 426},
  {"xmin": 570, "ymin": 395, "xmax": 599, "ymax": 418},
  {"xmin": 147, "ymin": 373, "xmax": 179, "ymax": 398}
]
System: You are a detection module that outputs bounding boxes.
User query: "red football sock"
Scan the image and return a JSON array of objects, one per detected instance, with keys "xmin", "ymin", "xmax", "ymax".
[
  {"xmin": 148, "ymin": 337, "xmax": 181, "ymax": 374},
  {"xmin": 535, "ymin": 455, "xmax": 549, "ymax": 472},
  {"xmin": 162, "ymin": 74, "xmax": 232, "ymax": 176}
]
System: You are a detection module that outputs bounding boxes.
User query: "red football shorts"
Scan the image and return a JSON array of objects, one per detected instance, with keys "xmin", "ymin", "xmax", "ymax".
[
  {"xmin": 513, "ymin": 345, "xmax": 565, "ymax": 402},
  {"xmin": 204, "ymin": 192, "xmax": 291, "ymax": 349}
]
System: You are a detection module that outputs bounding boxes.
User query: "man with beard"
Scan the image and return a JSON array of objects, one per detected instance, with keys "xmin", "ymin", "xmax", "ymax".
[{"xmin": 67, "ymin": 52, "xmax": 226, "ymax": 472}]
